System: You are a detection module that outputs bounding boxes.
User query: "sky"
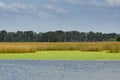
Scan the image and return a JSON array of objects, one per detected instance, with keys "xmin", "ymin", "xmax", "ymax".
[{"xmin": 0, "ymin": 0, "xmax": 120, "ymax": 33}]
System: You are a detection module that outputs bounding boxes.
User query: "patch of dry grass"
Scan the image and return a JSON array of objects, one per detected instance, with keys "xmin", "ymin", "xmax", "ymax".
[
  {"xmin": 0, "ymin": 43, "xmax": 37, "ymax": 53},
  {"xmin": 0, "ymin": 42, "xmax": 119, "ymax": 53}
]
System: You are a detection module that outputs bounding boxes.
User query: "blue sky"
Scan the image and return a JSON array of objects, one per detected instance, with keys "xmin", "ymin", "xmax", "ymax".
[{"xmin": 0, "ymin": 0, "xmax": 120, "ymax": 33}]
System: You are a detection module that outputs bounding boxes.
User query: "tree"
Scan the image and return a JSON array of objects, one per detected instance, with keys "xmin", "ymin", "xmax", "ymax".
[
  {"xmin": 0, "ymin": 30, "xmax": 7, "ymax": 41},
  {"xmin": 16, "ymin": 31, "xmax": 24, "ymax": 41},
  {"xmin": 117, "ymin": 37, "xmax": 120, "ymax": 41},
  {"xmin": 0, "ymin": 30, "xmax": 119, "ymax": 42},
  {"xmin": 24, "ymin": 31, "xmax": 35, "ymax": 42}
]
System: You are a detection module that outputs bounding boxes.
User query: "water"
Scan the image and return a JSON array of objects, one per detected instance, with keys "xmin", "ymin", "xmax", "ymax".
[{"xmin": 0, "ymin": 60, "xmax": 120, "ymax": 80}]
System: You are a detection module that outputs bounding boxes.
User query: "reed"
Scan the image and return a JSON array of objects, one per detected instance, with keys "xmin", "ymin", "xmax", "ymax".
[
  {"xmin": 0, "ymin": 42, "xmax": 119, "ymax": 53},
  {"xmin": 0, "ymin": 43, "xmax": 37, "ymax": 53},
  {"xmin": 36, "ymin": 42, "xmax": 120, "ymax": 53},
  {"xmin": 103, "ymin": 42, "xmax": 120, "ymax": 53}
]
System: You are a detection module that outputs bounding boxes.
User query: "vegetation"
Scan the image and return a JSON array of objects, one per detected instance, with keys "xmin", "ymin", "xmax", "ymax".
[
  {"xmin": 0, "ymin": 51, "xmax": 120, "ymax": 60},
  {"xmin": 0, "ymin": 42, "xmax": 119, "ymax": 53},
  {"xmin": 117, "ymin": 37, "xmax": 120, "ymax": 41},
  {"xmin": 0, "ymin": 30, "xmax": 119, "ymax": 42},
  {"xmin": 0, "ymin": 43, "xmax": 37, "ymax": 53}
]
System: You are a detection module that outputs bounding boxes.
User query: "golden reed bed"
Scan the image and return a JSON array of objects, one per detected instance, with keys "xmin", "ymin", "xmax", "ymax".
[{"xmin": 0, "ymin": 42, "xmax": 120, "ymax": 53}]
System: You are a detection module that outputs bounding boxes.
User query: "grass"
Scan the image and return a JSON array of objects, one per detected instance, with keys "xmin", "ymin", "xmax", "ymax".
[
  {"xmin": 0, "ymin": 42, "xmax": 119, "ymax": 60},
  {"xmin": 0, "ymin": 42, "xmax": 37, "ymax": 53},
  {"xmin": 0, "ymin": 51, "xmax": 120, "ymax": 60},
  {"xmin": 0, "ymin": 42, "xmax": 120, "ymax": 53}
]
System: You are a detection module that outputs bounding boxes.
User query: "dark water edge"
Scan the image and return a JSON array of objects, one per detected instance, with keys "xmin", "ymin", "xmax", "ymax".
[{"xmin": 0, "ymin": 60, "xmax": 120, "ymax": 80}]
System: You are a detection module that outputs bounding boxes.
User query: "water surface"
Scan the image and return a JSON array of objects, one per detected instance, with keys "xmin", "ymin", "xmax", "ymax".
[{"xmin": 0, "ymin": 61, "xmax": 120, "ymax": 80}]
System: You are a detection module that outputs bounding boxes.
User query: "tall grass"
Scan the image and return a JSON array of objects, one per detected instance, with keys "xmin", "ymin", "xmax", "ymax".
[
  {"xmin": 37, "ymin": 42, "xmax": 120, "ymax": 53},
  {"xmin": 0, "ymin": 43, "xmax": 37, "ymax": 53},
  {"xmin": 103, "ymin": 43, "xmax": 120, "ymax": 53},
  {"xmin": 0, "ymin": 42, "xmax": 119, "ymax": 53}
]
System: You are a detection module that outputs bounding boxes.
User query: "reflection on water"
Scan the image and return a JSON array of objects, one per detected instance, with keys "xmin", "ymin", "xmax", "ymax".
[{"xmin": 0, "ymin": 61, "xmax": 120, "ymax": 80}]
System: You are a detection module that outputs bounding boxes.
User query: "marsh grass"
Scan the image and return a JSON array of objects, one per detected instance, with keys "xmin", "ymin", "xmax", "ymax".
[
  {"xmin": 79, "ymin": 43, "xmax": 103, "ymax": 51},
  {"xmin": 103, "ymin": 43, "xmax": 120, "ymax": 53},
  {"xmin": 0, "ymin": 42, "xmax": 119, "ymax": 53},
  {"xmin": 0, "ymin": 43, "xmax": 37, "ymax": 53}
]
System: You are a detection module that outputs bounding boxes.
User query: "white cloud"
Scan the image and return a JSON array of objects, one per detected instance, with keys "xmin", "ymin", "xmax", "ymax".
[
  {"xmin": 106, "ymin": 0, "xmax": 120, "ymax": 4},
  {"xmin": 38, "ymin": 11, "xmax": 56, "ymax": 19},
  {"xmin": 49, "ymin": 0, "xmax": 120, "ymax": 7},
  {"xmin": 90, "ymin": 0, "xmax": 120, "ymax": 7},
  {"xmin": 38, "ymin": 4, "xmax": 69, "ymax": 20},
  {"xmin": 87, "ymin": 0, "xmax": 120, "ymax": 7},
  {"xmin": 0, "ymin": 1, "xmax": 66, "ymax": 19},
  {"xmin": 0, "ymin": 1, "xmax": 5, "ymax": 8},
  {"xmin": 105, "ymin": 0, "xmax": 120, "ymax": 6},
  {"xmin": 44, "ymin": 4, "xmax": 68, "ymax": 14},
  {"xmin": 49, "ymin": 0, "xmax": 82, "ymax": 5},
  {"xmin": 60, "ymin": 0, "xmax": 80, "ymax": 5},
  {"xmin": 10, "ymin": 3, "xmax": 35, "ymax": 12},
  {"xmin": 0, "ymin": 1, "xmax": 35, "ymax": 13}
]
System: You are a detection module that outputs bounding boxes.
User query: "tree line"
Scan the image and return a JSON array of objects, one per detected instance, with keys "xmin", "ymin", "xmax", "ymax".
[{"xmin": 0, "ymin": 30, "xmax": 120, "ymax": 42}]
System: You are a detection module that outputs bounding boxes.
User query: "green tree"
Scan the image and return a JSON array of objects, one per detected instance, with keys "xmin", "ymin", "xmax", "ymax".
[
  {"xmin": 117, "ymin": 37, "xmax": 120, "ymax": 41},
  {"xmin": 0, "ymin": 30, "xmax": 7, "ymax": 41}
]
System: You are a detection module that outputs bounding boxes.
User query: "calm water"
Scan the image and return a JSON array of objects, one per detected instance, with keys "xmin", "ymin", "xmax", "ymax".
[{"xmin": 0, "ymin": 60, "xmax": 120, "ymax": 80}]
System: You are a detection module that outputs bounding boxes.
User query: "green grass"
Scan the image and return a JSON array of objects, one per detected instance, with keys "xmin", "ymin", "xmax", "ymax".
[{"xmin": 0, "ymin": 51, "xmax": 120, "ymax": 60}]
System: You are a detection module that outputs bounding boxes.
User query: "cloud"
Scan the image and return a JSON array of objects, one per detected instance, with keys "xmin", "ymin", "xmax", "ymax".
[
  {"xmin": 0, "ymin": 1, "xmax": 5, "ymax": 8},
  {"xmin": 10, "ymin": 3, "xmax": 35, "ymax": 12},
  {"xmin": 105, "ymin": 0, "xmax": 120, "ymax": 7},
  {"xmin": 90, "ymin": 0, "xmax": 120, "ymax": 7},
  {"xmin": 49, "ymin": 0, "xmax": 120, "ymax": 7},
  {"xmin": 38, "ymin": 11, "xmax": 56, "ymax": 19},
  {"xmin": 44, "ymin": 4, "xmax": 68, "ymax": 14},
  {"xmin": 49, "ymin": 0, "xmax": 83, "ymax": 5},
  {"xmin": 0, "ymin": 1, "xmax": 35, "ymax": 14},
  {"xmin": 0, "ymin": 1, "xmax": 67, "ymax": 19},
  {"xmin": 38, "ymin": 4, "xmax": 69, "ymax": 20}
]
